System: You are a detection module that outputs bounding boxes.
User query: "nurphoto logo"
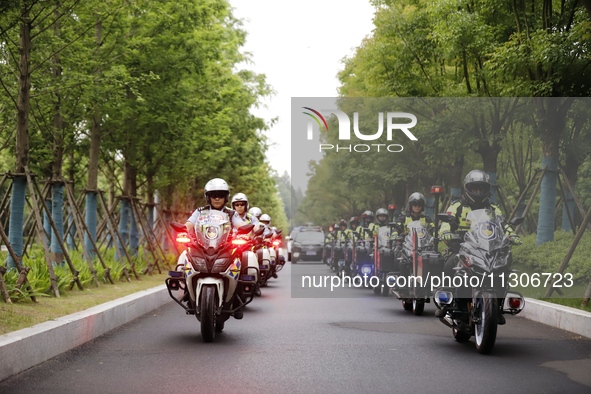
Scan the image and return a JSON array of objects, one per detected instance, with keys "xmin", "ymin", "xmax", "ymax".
[{"xmin": 302, "ymin": 107, "xmax": 418, "ymax": 153}]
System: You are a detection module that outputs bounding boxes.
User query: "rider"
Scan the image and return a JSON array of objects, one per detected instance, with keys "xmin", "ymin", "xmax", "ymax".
[
  {"xmin": 438, "ymin": 170, "xmax": 521, "ymax": 324},
  {"xmin": 440, "ymin": 170, "xmax": 521, "ymax": 274},
  {"xmin": 391, "ymin": 192, "xmax": 434, "ymax": 238},
  {"xmin": 323, "ymin": 223, "xmax": 336, "ymax": 264},
  {"xmin": 231, "ymin": 193, "xmax": 259, "ymax": 228},
  {"xmin": 346, "ymin": 216, "xmax": 361, "ymax": 269},
  {"xmin": 181, "ymin": 178, "xmax": 245, "ymax": 319},
  {"xmin": 185, "ymin": 178, "xmax": 241, "ymax": 233},
  {"xmin": 375, "ymin": 208, "xmax": 392, "ymax": 249},
  {"xmin": 360, "ymin": 210, "xmax": 379, "ymax": 241}
]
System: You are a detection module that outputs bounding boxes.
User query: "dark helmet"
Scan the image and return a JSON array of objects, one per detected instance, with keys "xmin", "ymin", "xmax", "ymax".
[
  {"xmin": 204, "ymin": 178, "xmax": 230, "ymax": 205},
  {"xmin": 375, "ymin": 208, "xmax": 389, "ymax": 225},
  {"xmin": 361, "ymin": 210, "xmax": 374, "ymax": 226},
  {"xmin": 407, "ymin": 192, "xmax": 426, "ymax": 212},
  {"xmin": 463, "ymin": 170, "xmax": 491, "ymax": 206},
  {"xmin": 349, "ymin": 216, "xmax": 359, "ymax": 226}
]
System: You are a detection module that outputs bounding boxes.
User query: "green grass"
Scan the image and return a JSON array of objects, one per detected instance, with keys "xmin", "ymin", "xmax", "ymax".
[
  {"xmin": 0, "ymin": 245, "xmax": 177, "ymax": 335},
  {"xmin": 511, "ymin": 231, "xmax": 591, "ymax": 312},
  {"xmin": 0, "ymin": 274, "xmax": 166, "ymax": 335}
]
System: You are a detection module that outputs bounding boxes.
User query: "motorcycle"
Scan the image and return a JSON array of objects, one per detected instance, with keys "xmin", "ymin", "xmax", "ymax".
[
  {"xmin": 165, "ymin": 212, "xmax": 259, "ymax": 342},
  {"xmin": 393, "ymin": 221, "xmax": 443, "ymax": 315},
  {"xmin": 372, "ymin": 227, "xmax": 396, "ymax": 297},
  {"xmin": 351, "ymin": 238, "xmax": 375, "ymax": 284},
  {"xmin": 254, "ymin": 233, "xmax": 273, "ymax": 289},
  {"xmin": 434, "ymin": 209, "xmax": 525, "ymax": 354},
  {"xmin": 271, "ymin": 231, "xmax": 286, "ymax": 274}
]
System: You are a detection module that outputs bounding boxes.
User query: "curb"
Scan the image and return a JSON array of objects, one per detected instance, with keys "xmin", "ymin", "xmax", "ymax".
[
  {"xmin": 0, "ymin": 285, "xmax": 170, "ymax": 382},
  {"xmin": 521, "ymin": 297, "xmax": 591, "ymax": 338}
]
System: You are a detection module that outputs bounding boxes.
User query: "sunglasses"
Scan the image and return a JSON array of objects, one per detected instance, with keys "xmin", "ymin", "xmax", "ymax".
[
  {"xmin": 233, "ymin": 202, "xmax": 247, "ymax": 207},
  {"xmin": 209, "ymin": 192, "xmax": 227, "ymax": 199}
]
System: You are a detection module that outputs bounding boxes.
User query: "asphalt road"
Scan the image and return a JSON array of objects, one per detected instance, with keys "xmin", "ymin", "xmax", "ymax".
[{"xmin": 1, "ymin": 261, "xmax": 591, "ymax": 394}]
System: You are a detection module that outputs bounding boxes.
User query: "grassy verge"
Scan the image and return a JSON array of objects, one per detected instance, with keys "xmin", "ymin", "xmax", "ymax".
[
  {"xmin": 0, "ymin": 246, "xmax": 177, "ymax": 336},
  {"xmin": 510, "ymin": 230, "xmax": 591, "ymax": 313},
  {"xmin": 0, "ymin": 273, "xmax": 167, "ymax": 336}
]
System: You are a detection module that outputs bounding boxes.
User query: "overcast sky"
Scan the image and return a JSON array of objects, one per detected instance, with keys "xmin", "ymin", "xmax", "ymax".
[{"xmin": 230, "ymin": 1, "xmax": 376, "ymax": 190}]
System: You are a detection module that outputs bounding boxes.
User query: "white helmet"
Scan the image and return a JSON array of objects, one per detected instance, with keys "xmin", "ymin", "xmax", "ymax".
[
  {"xmin": 204, "ymin": 178, "xmax": 230, "ymax": 205},
  {"xmin": 260, "ymin": 213, "xmax": 271, "ymax": 224},
  {"xmin": 231, "ymin": 192, "xmax": 249, "ymax": 210},
  {"xmin": 248, "ymin": 207, "xmax": 262, "ymax": 219}
]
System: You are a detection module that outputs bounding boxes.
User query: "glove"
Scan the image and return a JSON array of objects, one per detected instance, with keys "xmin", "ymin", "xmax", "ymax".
[
  {"xmin": 440, "ymin": 232, "xmax": 454, "ymax": 241},
  {"xmin": 508, "ymin": 234, "xmax": 522, "ymax": 245}
]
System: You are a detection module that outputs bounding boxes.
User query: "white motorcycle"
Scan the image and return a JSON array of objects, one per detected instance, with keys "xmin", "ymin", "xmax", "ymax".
[{"xmin": 166, "ymin": 211, "xmax": 259, "ymax": 342}]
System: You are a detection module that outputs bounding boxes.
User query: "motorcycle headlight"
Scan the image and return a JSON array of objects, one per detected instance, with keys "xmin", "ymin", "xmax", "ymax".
[
  {"xmin": 492, "ymin": 250, "xmax": 510, "ymax": 270},
  {"xmin": 212, "ymin": 258, "xmax": 232, "ymax": 274},
  {"xmin": 361, "ymin": 265, "xmax": 373, "ymax": 275},
  {"xmin": 190, "ymin": 256, "xmax": 207, "ymax": 273}
]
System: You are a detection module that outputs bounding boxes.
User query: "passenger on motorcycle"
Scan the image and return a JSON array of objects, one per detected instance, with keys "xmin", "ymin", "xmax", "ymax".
[{"xmin": 439, "ymin": 170, "xmax": 521, "ymax": 277}]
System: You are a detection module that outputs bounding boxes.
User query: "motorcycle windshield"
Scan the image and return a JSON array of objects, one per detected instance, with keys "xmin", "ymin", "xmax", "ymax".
[
  {"xmin": 193, "ymin": 211, "xmax": 232, "ymax": 250},
  {"xmin": 464, "ymin": 209, "xmax": 507, "ymax": 252},
  {"xmin": 406, "ymin": 221, "xmax": 432, "ymax": 249}
]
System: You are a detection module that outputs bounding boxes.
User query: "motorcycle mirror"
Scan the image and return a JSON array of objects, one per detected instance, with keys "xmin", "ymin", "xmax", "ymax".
[
  {"xmin": 275, "ymin": 229, "xmax": 283, "ymax": 235},
  {"xmin": 509, "ymin": 217, "xmax": 525, "ymax": 227},
  {"xmin": 254, "ymin": 226, "xmax": 265, "ymax": 236},
  {"xmin": 170, "ymin": 222, "xmax": 187, "ymax": 232},
  {"xmin": 237, "ymin": 223, "xmax": 255, "ymax": 234},
  {"xmin": 264, "ymin": 232, "xmax": 273, "ymax": 239}
]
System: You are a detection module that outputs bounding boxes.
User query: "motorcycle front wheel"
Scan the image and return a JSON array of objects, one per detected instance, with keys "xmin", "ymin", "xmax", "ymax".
[
  {"xmin": 200, "ymin": 285, "xmax": 217, "ymax": 342},
  {"xmin": 474, "ymin": 292, "xmax": 498, "ymax": 354}
]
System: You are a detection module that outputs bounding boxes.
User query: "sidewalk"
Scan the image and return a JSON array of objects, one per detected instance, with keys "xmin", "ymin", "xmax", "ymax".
[{"xmin": 1, "ymin": 288, "xmax": 590, "ymax": 382}]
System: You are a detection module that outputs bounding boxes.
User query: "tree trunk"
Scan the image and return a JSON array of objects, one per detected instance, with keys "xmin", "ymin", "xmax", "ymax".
[
  {"xmin": 7, "ymin": 6, "xmax": 32, "ymax": 269},
  {"xmin": 535, "ymin": 98, "xmax": 571, "ymax": 245},
  {"xmin": 50, "ymin": 7, "xmax": 65, "ymax": 264},
  {"xmin": 85, "ymin": 17, "xmax": 102, "ymax": 257},
  {"xmin": 561, "ymin": 154, "xmax": 579, "ymax": 231}
]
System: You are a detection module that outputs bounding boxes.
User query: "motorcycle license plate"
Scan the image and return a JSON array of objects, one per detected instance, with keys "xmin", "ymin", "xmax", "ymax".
[{"xmin": 306, "ymin": 251, "xmax": 316, "ymax": 256}]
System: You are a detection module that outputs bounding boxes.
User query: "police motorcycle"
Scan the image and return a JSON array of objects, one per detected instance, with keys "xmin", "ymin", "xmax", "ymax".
[
  {"xmin": 271, "ymin": 229, "xmax": 286, "ymax": 274},
  {"xmin": 351, "ymin": 229, "xmax": 375, "ymax": 285},
  {"xmin": 372, "ymin": 226, "xmax": 397, "ymax": 296},
  {"xmin": 393, "ymin": 221, "xmax": 443, "ymax": 315},
  {"xmin": 165, "ymin": 212, "xmax": 259, "ymax": 342},
  {"xmin": 266, "ymin": 228, "xmax": 285, "ymax": 279},
  {"xmin": 322, "ymin": 225, "xmax": 334, "ymax": 266},
  {"xmin": 434, "ymin": 210, "xmax": 525, "ymax": 354},
  {"xmin": 330, "ymin": 234, "xmax": 346, "ymax": 274},
  {"xmin": 253, "ymin": 232, "xmax": 274, "ymax": 288}
]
